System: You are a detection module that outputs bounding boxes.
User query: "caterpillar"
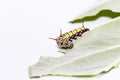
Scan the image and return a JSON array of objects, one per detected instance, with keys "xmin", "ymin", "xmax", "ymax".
[{"xmin": 49, "ymin": 23, "xmax": 89, "ymax": 49}]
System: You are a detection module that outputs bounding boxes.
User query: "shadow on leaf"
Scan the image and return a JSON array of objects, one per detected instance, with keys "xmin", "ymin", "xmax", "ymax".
[{"xmin": 70, "ymin": 9, "xmax": 120, "ymax": 23}]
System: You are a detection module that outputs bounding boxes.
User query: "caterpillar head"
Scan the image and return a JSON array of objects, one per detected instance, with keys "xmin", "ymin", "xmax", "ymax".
[{"xmin": 49, "ymin": 29, "xmax": 74, "ymax": 49}]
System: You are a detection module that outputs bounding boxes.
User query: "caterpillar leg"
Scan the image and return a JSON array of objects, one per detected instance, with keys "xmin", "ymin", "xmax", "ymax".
[
  {"xmin": 68, "ymin": 41, "xmax": 74, "ymax": 49},
  {"xmin": 71, "ymin": 34, "xmax": 77, "ymax": 39}
]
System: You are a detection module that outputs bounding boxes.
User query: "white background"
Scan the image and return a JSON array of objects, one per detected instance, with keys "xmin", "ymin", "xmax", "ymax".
[{"xmin": 0, "ymin": 0, "xmax": 120, "ymax": 80}]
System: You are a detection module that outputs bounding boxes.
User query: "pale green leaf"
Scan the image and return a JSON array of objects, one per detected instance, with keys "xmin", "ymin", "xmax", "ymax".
[
  {"xmin": 29, "ymin": 17, "xmax": 120, "ymax": 78},
  {"xmin": 70, "ymin": 0, "xmax": 120, "ymax": 23}
]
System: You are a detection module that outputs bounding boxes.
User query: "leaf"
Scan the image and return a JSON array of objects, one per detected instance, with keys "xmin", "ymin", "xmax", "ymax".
[
  {"xmin": 29, "ymin": 17, "xmax": 120, "ymax": 78},
  {"xmin": 48, "ymin": 46, "xmax": 120, "ymax": 76},
  {"xmin": 70, "ymin": 0, "xmax": 120, "ymax": 23}
]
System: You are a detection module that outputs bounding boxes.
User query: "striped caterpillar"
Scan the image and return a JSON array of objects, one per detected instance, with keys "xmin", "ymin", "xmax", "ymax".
[{"xmin": 49, "ymin": 23, "xmax": 89, "ymax": 49}]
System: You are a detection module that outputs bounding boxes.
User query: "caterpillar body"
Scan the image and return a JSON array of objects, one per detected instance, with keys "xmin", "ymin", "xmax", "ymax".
[{"xmin": 49, "ymin": 24, "xmax": 89, "ymax": 49}]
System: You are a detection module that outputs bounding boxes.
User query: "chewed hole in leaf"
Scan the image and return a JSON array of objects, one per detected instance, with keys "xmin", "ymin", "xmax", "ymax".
[{"xmin": 70, "ymin": 9, "xmax": 120, "ymax": 23}]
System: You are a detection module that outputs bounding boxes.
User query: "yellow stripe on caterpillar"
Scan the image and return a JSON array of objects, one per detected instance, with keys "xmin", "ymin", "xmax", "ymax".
[
  {"xmin": 68, "ymin": 32, "xmax": 73, "ymax": 37},
  {"xmin": 77, "ymin": 28, "xmax": 82, "ymax": 32},
  {"xmin": 65, "ymin": 33, "xmax": 69, "ymax": 38},
  {"xmin": 72, "ymin": 29, "xmax": 77, "ymax": 34},
  {"xmin": 81, "ymin": 27, "xmax": 85, "ymax": 30},
  {"xmin": 63, "ymin": 36, "xmax": 67, "ymax": 39}
]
